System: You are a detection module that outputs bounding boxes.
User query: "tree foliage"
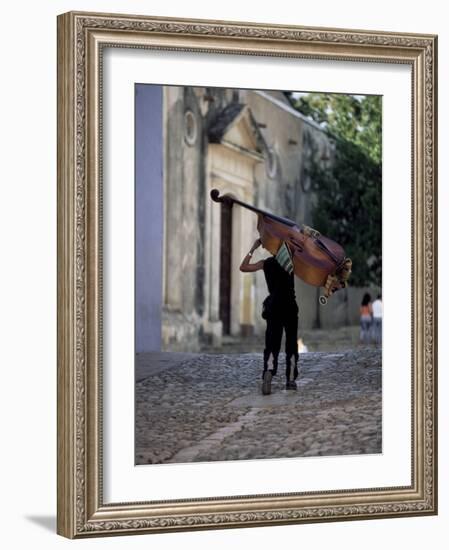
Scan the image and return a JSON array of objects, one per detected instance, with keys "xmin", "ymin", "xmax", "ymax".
[{"xmin": 291, "ymin": 93, "xmax": 382, "ymax": 287}]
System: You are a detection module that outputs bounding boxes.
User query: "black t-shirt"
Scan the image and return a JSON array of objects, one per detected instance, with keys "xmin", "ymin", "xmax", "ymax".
[{"xmin": 263, "ymin": 257, "xmax": 297, "ymax": 308}]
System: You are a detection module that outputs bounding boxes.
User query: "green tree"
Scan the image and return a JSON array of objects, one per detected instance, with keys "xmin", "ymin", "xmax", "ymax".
[
  {"xmin": 293, "ymin": 93, "xmax": 382, "ymax": 164},
  {"xmin": 292, "ymin": 93, "xmax": 382, "ymax": 287}
]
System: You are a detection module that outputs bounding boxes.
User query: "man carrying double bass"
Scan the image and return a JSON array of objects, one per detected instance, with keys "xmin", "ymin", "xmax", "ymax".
[
  {"xmin": 211, "ymin": 188, "xmax": 352, "ymax": 396},
  {"xmin": 240, "ymin": 238, "xmax": 299, "ymax": 395}
]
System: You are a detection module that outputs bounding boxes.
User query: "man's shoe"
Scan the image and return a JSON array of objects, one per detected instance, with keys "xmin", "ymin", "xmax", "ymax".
[
  {"xmin": 262, "ymin": 371, "xmax": 272, "ymax": 395},
  {"xmin": 286, "ymin": 380, "xmax": 297, "ymax": 390}
]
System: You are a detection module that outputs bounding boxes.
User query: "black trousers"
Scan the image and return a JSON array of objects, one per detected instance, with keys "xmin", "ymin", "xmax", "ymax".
[{"xmin": 263, "ymin": 305, "xmax": 299, "ymax": 381}]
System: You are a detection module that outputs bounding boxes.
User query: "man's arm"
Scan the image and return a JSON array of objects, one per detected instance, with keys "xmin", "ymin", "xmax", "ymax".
[{"xmin": 240, "ymin": 239, "xmax": 264, "ymax": 272}]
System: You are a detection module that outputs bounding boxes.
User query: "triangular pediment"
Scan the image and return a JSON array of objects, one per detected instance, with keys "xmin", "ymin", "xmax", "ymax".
[
  {"xmin": 222, "ymin": 107, "xmax": 260, "ymax": 151},
  {"xmin": 208, "ymin": 104, "xmax": 266, "ymax": 157}
]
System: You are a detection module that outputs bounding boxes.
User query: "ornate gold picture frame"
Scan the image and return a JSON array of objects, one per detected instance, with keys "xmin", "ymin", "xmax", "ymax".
[{"xmin": 57, "ymin": 11, "xmax": 437, "ymax": 538}]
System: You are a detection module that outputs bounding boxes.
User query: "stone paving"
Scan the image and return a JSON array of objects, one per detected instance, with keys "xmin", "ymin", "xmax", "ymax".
[{"xmin": 135, "ymin": 347, "xmax": 382, "ymax": 464}]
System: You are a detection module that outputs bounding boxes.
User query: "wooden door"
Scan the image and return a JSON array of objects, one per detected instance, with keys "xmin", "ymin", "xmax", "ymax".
[{"xmin": 219, "ymin": 201, "xmax": 233, "ymax": 334}]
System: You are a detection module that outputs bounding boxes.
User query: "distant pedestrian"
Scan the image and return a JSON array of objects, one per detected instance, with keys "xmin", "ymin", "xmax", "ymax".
[
  {"xmin": 359, "ymin": 293, "xmax": 373, "ymax": 345},
  {"xmin": 371, "ymin": 294, "xmax": 383, "ymax": 345},
  {"xmin": 297, "ymin": 337, "xmax": 308, "ymax": 354},
  {"xmin": 240, "ymin": 238, "xmax": 299, "ymax": 395}
]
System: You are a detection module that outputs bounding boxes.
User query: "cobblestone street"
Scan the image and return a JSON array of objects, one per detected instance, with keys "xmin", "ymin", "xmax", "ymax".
[{"xmin": 135, "ymin": 346, "xmax": 382, "ymax": 464}]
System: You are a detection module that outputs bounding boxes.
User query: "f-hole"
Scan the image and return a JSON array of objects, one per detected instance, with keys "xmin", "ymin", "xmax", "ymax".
[{"xmin": 219, "ymin": 201, "xmax": 233, "ymax": 335}]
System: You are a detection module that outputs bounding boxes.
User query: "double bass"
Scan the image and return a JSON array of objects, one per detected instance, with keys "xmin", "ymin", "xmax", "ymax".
[{"xmin": 210, "ymin": 189, "xmax": 352, "ymax": 305}]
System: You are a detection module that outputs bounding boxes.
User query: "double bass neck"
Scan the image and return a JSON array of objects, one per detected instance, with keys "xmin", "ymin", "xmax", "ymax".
[{"xmin": 210, "ymin": 188, "xmax": 297, "ymax": 228}]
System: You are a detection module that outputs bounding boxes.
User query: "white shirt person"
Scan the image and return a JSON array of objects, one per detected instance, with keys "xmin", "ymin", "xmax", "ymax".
[{"xmin": 371, "ymin": 294, "xmax": 382, "ymax": 345}]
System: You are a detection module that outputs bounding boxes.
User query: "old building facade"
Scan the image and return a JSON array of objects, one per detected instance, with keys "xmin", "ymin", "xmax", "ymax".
[{"xmin": 159, "ymin": 86, "xmax": 337, "ymax": 351}]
